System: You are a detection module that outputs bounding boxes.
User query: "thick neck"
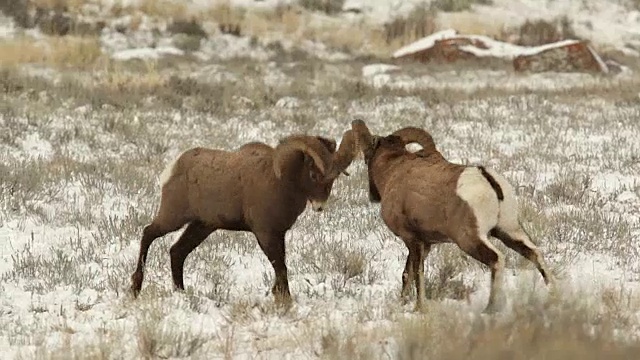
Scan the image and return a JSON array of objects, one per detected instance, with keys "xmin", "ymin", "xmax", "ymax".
[
  {"xmin": 369, "ymin": 148, "xmax": 446, "ymax": 198},
  {"xmin": 368, "ymin": 150, "xmax": 405, "ymax": 198},
  {"xmin": 417, "ymin": 147, "xmax": 446, "ymax": 164}
]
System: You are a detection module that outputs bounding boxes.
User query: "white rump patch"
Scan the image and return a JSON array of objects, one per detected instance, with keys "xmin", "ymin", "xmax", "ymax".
[
  {"xmin": 405, "ymin": 142, "xmax": 424, "ymax": 153},
  {"xmin": 456, "ymin": 167, "xmax": 500, "ymax": 236},
  {"xmin": 481, "ymin": 167, "xmax": 520, "ymax": 233},
  {"xmin": 158, "ymin": 152, "xmax": 183, "ymax": 187}
]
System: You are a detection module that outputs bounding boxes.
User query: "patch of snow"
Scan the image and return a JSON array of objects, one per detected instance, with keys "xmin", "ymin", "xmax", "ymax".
[
  {"xmin": 196, "ymin": 34, "xmax": 274, "ymax": 61},
  {"xmin": 111, "ymin": 46, "xmax": 184, "ymax": 60},
  {"xmin": 275, "ymin": 97, "xmax": 301, "ymax": 109},
  {"xmin": 392, "ymin": 29, "xmax": 458, "ymax": 58},
  {"xmin": 365, "ymin": 73, "xmax": 394, "ymax": 88},
  {"xmin": 298, "ymin": 39, "xmax": 351, "ymax": 61},
  {"xmin": 617, "ymin": 191, "xmax": 639, "ymax": 203},
  {"xmin": 0, "ymin": 13, "xmax": 15, "ymax": 39},
  {"xmin": 192, "ymin": 64, "xmax": 239, "ymax": 84},
  {"xmin": 264, "ymin": 65, "xmax": 292, "ymax": 88},
  {"xmin": 362, "ymin": 63, "xmax": 401, "ymax": 77},
  {"xmin": 18, "ymin": 133, "xmax": 53, "ymax": 160},
  {"xmin": 591, "ymin": 171, "xmax": 639, "ymax": 195},
  {"xmin": 364, "ymin": 69, "xmax": 611, "ymax": 92}
]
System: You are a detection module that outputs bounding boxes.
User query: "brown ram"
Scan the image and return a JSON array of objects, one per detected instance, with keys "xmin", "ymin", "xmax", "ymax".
[
  {"xmin": 130, "ymin": 131, "xmax": 357, "ymax": 305},
  {"xmin": 351, "ymin": 119, "xmax": 554, "ymax": 313}
]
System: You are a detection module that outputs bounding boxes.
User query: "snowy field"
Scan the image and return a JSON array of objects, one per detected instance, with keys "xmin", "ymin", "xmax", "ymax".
[
  {"xmin": 1, "ymin": 58, "xmax": 640, "ymax": 358},
  {"xmin": 1, "ymin": 0, "xmax": 640, "ymax": 359}
]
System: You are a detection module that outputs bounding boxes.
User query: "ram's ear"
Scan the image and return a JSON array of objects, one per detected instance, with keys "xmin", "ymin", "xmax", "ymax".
[
  {"xmin": 315, "ymin": 136, "xmax": 337, "ymax": 153},
  {"xmin": 382, "ymin": 135, "xmax": 403, "ymax": 147},
  {"xmin": 273, "ymin": 137, "xmax": 332, "ymax": 180}
]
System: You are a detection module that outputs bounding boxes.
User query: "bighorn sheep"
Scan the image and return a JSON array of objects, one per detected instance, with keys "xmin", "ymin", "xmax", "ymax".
[
  {"xmin": 351, "ymin": 119, "xmax": 553, "ymax": 313},
  {"xmin": 130, "ymin": 132, "xmax": 357, "ymax": 304}
]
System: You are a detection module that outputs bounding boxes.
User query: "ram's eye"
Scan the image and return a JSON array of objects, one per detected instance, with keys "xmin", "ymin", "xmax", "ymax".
[{"xmin": 310, "ymin": 171, "xmax": 321, "ymax": 182}]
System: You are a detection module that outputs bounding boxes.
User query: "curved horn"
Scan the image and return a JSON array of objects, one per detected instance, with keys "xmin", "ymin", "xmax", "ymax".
[
  {"xmin": 327, "ymin": 129, "xmax": 357, "ymax": 178},
  {"xmin": 391, "ymin": 127, "xmax": 437, "ymax": 153},
  {"xmin": 315, "ymin": 136, "xmax": 337, "ymax": 153},
  {"xmin": 351, "ymin": 119, "xmax": 375, "ymax": 153},
  {"xmin": 273, "ymin": 136, "xmax": 333, "ymax": 180}
]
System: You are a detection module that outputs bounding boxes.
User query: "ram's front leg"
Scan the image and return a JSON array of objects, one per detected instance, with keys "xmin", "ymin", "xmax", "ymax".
[
  {"xmin": 400, "ymin": 244, "xmax": 416, "ymax": 303},
  {"xmin": 255, "ymin": 230, "xmax": 292, "ymax": 306}
]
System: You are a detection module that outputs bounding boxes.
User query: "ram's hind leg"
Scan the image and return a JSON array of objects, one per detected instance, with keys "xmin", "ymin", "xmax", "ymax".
[
  {"xmin": 170, "ymin": 220, "xmax": 216, "ymax": 291},
  {"xmin": 131, "ymin": 182, "xmax": 192, "ymax": 298},
  {"xmin": 491, "ymin": 225, "xmax": 553, "ymax": 286},
  {"xmin": 130, "ymin": 215, "xmax": 189, "ymax": 297},
  {"xmin": 455, "ymin": 235, "xmax": 506, "ymax": 314}
]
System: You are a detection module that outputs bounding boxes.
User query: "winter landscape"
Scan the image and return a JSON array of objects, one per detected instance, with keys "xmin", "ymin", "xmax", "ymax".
[{"xmin": 1, "ymin": 0, "xmax": 640, "ymax": 359}]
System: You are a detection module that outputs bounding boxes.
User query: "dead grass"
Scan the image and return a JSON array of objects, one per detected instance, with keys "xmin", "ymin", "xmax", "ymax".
[
  {"xmin": 393, "ymin": 292, "xmax": 640, "ymax": 360},
  {"xmin": 303, "ymin": 288, "xmax": 640, "ymax": 359},
  {"xmin": 192, "ymin": 2, "xmax": 438, "ymax": 57},
  {"xmin": 2, "ymin": 58, "xmax": 640, "ymax": 357},
  {"xmin": 506, "ymin": 16, "xmax": 579, "ymax": 46},
  {"xmin": 437, "ymin": 11, "xmax": 505, "ymax": 37},
  {"xmin": 110, "ymin": 0, "xmax": 188, "ymax": 19},
  {"xmin": 0, "ymin": 36, "xmax": 102, "ymax": 69},
  {"xmin": 2, "ymin": 58, "xmax": 639, "ymax": 120},
  {"xmin": 424, "ymin": 248, "xmax": 476, "ymax": 301},
  {"xmin": 299, "ymin": 0, "xmax": 345, "ymax": 15},
  {"xmin": 433, "ymin": 0, "xmax": 493, "ymax": 12},
  {"xmin": 31, "ymin": 0, "xmax": 85, "ymax": 12}
]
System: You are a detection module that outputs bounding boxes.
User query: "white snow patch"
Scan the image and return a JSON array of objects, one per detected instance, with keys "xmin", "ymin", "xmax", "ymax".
[
  {"xmin": 196, "ymin": 34, "xmax": 273, "ymax": 61},
  {"xmin": 591, "ymin": 171, "xmax": 639, "ymax": 195},
  {"xmin": 617, "ymin": 191, "xmax": 639, "ymax": 203},
  {"xmin": 362, "ymin": 63, "xmax": 401, "ymax": 77},
  {"xmin": 19, "ymin": 133, "xmax": 54, "ymax": 160},
  {"xmin": 0, "ymin": 13, "xmax": 15, "ymax": 39},
  {"xmin": 111, "ymin": 46, "xmax": 184, "ymax": 60},
  {"xmin": 392, "ymin": 29, "xmax": 458, "ymax": 58},
  {"xmin": 275, "ymin": 96, "xmax": 301, "ymax": 109}
]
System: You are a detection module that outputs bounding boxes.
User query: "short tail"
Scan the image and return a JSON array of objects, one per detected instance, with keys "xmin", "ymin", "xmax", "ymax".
[
  {"xmin": 159, "ymin": 152, "xmax": 185, "ymax": 187},
  {"xmin": 478, "ymin": 166, "xmax": 504, "ymax": 201}
]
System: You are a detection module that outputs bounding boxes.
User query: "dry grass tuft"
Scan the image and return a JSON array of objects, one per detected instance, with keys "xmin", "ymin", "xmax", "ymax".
[
  {"xmin": 432, "ymin": 0, "xmax": 493, "ymax": 12},
  {"xmin": 393, "ymin": 291, "xmax": 640, "ymax": 360},
  {"xmin": 48, "ymin": 36, "xmax": 103, "ymax": 68},
  {"xmin": 424, "ymin": 248, "xmax": 476, "ymax": 301},
  {"xmin": 298, "ymin": 0, "xmax": 345, "ymax": 15},
  {"xmin": 0, "ymin": 35, "xmax": 102, "ymax": 69},
  {"xmin": 31, "ymin": 0, "xmax": 85, "ymax": 13},
  {"xmin": 0, "ymin": 39, "xmax": 47, "ymax": 67},
  {"xmin": 437, "ymin": 11, "xmax": 505, "ymax": 37},
  {"xmin": 508, "ymin": 16, "xmax": 579, "ymax": 46},
  {"xmin": 110, "ymin": 0, "xmax": 188, "ymax": 19}
]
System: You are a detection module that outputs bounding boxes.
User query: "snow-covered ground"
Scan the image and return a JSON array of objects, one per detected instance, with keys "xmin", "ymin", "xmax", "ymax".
[
  {"xmin": 0, "ymin": 0, "xmax": 640, "ymax": 358},
  {"xmin": 1, "ymin": 55, "xmax": 640, "ymax": 357}
]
